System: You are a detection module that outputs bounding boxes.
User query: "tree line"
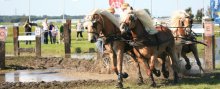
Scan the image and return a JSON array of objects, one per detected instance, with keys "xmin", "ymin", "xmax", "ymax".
[
  {"xmin": 0, "ymin": 7, "xmax": 210, "ymax": 23},
  {"xmin": 0, "ymin": 15, "xmax": 85, "ymax": 23}
]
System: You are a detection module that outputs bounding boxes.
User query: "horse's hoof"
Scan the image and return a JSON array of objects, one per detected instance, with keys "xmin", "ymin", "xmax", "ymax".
[
  {"xmin": 150, "ymin": 82, "xmax": 156, "ymax": 87},
  {"xmin": 153, "ymin": 70, "xmax": 161, "ymax": 77},
  {"xmin": 163, "ymin": 71, "xmax": 169, "ymax": 79},
  {"xmin": 122, "ymin": 72, "xmax": 128, "ymax": 78},
  {"xmin": 116, "ymin": 82, "xmax": 123, "ymax": 88},
  {"xmin": 185, "ymin": 64, "xmax": 191, "ymax": 70}
]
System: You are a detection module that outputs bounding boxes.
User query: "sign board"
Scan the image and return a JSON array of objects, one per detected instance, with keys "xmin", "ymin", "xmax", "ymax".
[
  {"xmin": 204, "ymin": 21, "xmax": 214, "ymax": 36},
  {"xmin": 35, "ymin": 27, "xmax": 41, "ymax": 37},
  {"xmin": 18, "ymin": 35, "xmax": 36, "ymax": 41},
  {"xmin": 0, "ymin": 26, "xmax": 7, "ymax": 42},
  {"xmin": 109, "ymin": 0, "xmax": 124, "ymax": 8},
  {"xmin": 211, "ymin": 0, "xmax": 220, "ymax": 24}
]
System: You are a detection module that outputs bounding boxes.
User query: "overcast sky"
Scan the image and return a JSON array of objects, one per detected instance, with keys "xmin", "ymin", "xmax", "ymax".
[{"xmin": 0, "ymin": 0, "xmax": 210, "ymax": 17}]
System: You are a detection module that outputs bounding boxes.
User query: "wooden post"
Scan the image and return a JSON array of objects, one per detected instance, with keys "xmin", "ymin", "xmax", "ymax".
[
  {"xmin": 0, "ymin": 41, "xmax": 5, "ymax": 69},
  {"xmin": 13, "ymin": 26, "xmax": 19, "ymax": 56},
  {"xmin": 35, "ymin": 27, "xmax": 41, "ymax": 57},
  {"xmin": 203, "ymin": 18, "xmax": 215, "ymax": 72},
  {"xmin": 0, "ymin": 26, "xmax": 7, "ymax": 69},
  {"xmin": 66, "ymin": 19, "xmax": 71, "ymax": 46},
  {"xmin": 64, "ymin": 23, "xmax": 71, "ymax": 58}
]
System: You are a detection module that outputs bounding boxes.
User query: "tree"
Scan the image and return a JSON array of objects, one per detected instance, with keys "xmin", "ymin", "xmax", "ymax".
[
  {"xmin": 185, "ymin": 7, "xmax": 192, "ymax": 14},
  {"xmin": 195, "ymin": 8, "xmax": 204, "ymax": 22},
  {"xmin": 185, "ymin": 7, "xmax": 194, "ymax": 19}
]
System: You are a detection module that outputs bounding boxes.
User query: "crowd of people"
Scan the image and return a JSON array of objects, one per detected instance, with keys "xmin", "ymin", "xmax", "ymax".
[
  {"xmin": 23, "ymin": 18, "xmax": 86, "ymax": 45},
  {"xmin": 22, "ymin": 3, "xmax": 131, "ymax": 45}
]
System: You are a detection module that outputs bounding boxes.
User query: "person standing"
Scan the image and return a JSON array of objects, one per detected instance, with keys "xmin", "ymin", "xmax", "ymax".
[
  {"xmin": 59, "ymin": 24, "xmax": 64, "ymax": 44},
  {"xmin": 42, "ymin": 18, "xmax": 49, "ymax": 44},
  {"xmin": 76, "ymin": 20, "xmax": 83, "ymax": 40},
  {"xmin": 51, "ymin": 26, "xmax": 58, "ymax": 44},
  {"xmin": 49, "ymin": 22, "xmax": 55, "ymax": 44},
  {"xmin": 23, "ymin": 19, "xmax": 32, "ymax": 45}
]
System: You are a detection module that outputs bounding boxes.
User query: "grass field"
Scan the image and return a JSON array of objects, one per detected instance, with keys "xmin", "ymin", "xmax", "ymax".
[
  {"xmin": 1, "ymin": 22, "xmax": 220, "ymax": 57},
  {"xmin": 4, "ymin": 24, "xmax": 96, "ymax": 56}
]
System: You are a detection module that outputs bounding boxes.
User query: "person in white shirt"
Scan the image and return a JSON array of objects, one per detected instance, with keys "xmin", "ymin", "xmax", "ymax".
[
  {"xmin": 42, "ymin": 18, "xmax": 49, "ymax": 44},
  {"xmin": 76, "ymin": 20, "xmax": 83, "ymax": 40}
]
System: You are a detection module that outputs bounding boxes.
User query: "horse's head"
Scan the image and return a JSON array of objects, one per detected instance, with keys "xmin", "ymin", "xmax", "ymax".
[
  {"xmin": 86, "ymin": 14, "xmax": 104, "ymax": 43},
  {"xmin": 171, "ymin": 11, "xmax": 191, "ymax": 37},
  {"xmin": 120, "ymin": 11, "xmax": 137, "ymax": 35}
]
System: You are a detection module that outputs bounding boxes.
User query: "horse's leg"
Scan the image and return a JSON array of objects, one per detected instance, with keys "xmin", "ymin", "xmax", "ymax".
[
  {"xmin": 150, "ymin": 54, "xmax": 161, "ymax": 77},
  {"xmin": 127, "ymin": 51, "xmax": 144, "ymax": 85},
  {"xmin": 139, "ymin": 58, "xmax": 156, "ymax": 87},
  {"xmin": 161, "ymin": 53, "xmax": 169, "ymax": 78},
  {"xmin": 105, "ymin": 45, "xmax": 120, "ymax": 87},
  {"xmin": 115, "ymin": 42, "xmax": 127, "ymax": 88},
  {"xmin": 168, "ymin": 48, "xmax": 179, "ymax": 84},
  {"xmin": 191, "ymin": 44, "xmax": 204, "ymax": 72},
  {"xmin": 181, "ymin": 47, "xmax": 191, "ymax": 70}
]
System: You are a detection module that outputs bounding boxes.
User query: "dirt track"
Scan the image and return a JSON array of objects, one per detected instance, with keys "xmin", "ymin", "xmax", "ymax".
[
  {"xmin": 0, "ymin": 56, "xmax": 137, "ymax": 89},
  {"xmin": 1, "ymin": 56, "xmax": 218, "ymax": 89}
]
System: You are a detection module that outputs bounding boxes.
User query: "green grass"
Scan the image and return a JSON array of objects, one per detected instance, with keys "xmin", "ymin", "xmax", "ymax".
[
  {"xmin": 2, "ymin": 22, "xmax": 220, "ymax": 57},
  {"xmin": 4, "ymin": 25, "xmax": 95, "ymax": 57}
]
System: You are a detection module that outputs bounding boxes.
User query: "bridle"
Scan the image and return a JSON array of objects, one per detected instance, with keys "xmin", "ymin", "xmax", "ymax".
[{"xmin": 87, "ymin": 14, "xmax": 105, "ymax": 37}]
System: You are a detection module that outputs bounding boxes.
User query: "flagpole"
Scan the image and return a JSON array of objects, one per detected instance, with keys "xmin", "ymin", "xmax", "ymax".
[
  {"xmin": 63, "ymin": 0, "xmax": 65, "ymax": 20},
  {"xmin": 203, "ymin": 0, "xmax": 205, "ymax": 15},
  {"xmin": 150, "ymin": 0, "xmax": 152, "ymax": 16},
  {"xmin": 29, "ymin": 0, "xmax": 31, "ymax": 22}
]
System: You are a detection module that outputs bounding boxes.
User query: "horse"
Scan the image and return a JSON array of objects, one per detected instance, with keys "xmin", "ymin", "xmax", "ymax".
[
  {"xmin": 85, "ymin": 9, "xmax": 129, "ymax": 88},
  {"xmin": 170, "ymin": 11, "xmax": 204, "ymax": 72},
  {"xmin": 120, "ymin": 9, "xmax": 180, "ymax": 87}
]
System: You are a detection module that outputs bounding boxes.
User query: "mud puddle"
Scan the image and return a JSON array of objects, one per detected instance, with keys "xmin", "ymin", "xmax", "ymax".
[{"xmin": 0, "ymin": 68, "xmax": 115, "ymax": 82}]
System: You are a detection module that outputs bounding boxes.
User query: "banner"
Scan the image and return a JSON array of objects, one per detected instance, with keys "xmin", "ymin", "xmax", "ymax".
[
  {"xmin": 109, "ymin": 0, "xmax": 124, "ymax": 8},
  {"xmin": 211, "ymin": 0, "xmax": 220, "ymax": 23},
  {"xmin": 0, "ymin": 26, "xmax": 7, "ymax": 42}
]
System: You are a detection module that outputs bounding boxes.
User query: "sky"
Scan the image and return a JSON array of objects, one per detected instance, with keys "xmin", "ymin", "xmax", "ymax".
[{"xmin": 0, "ymin": 0, "xmax": 210, "ymax": 17}]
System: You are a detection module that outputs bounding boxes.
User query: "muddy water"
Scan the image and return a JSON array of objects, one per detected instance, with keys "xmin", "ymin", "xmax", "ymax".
[{"xmin": 0, "ymin": 68, "xmax": 115, "ymax": 82}]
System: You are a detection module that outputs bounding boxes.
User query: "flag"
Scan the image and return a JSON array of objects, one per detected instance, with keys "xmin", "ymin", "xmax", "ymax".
[
  {"xmin": 109, "ymin": 0, "xmax": 124, "ymax": 8},
  {"xmin": 210, "ymin": 0, "xmax": 220, "ymax": 23}
]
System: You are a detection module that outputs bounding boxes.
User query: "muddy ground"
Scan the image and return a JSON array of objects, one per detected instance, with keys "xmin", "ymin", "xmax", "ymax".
[
  {"xmin": 0, "ymin": 56, "xmax": 140, "ymax": 89},
  {"xmin": 1, "ymin": 56, "xmax": 220, "ymax": 89}
]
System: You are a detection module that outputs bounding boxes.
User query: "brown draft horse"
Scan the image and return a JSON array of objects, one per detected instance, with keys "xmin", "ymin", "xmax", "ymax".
[
  {"xmin": 181, "ymin": 17, "xmax": 205, "ymax": 72},
  {"xmin": 120, "ymin": 9, "xmax": 180, "ymax": 87},
  {"xmin": 86, "ymin": 9, "xmax": 128, "ymax": 88},
  {"xmin": 170, "ymin": 11, "xmax": 204, "ymax": 72}
]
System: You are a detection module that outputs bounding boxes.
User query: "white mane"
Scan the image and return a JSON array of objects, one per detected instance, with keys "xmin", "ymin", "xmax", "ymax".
[
  {"xmin": 88, "ymin": 9, "xmax": 120, "ymax": 29},
  {"xmin": 170, "ymin": 10, "xmax": 189, "ymax": 30},
  {"xmin": 133, "ymin": 9, "xmax": 158, "ymax": 34}
]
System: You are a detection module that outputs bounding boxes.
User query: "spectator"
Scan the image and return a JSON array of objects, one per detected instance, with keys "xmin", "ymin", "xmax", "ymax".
[
  {"xmin": 49, "ymin": 22, "xmax": 55, "ymax": 44},
  {"xmin": 51, "ymin": 26, "xmax": 58, "ymax": 44},
  {"xmin": 23, "ymin": 19, "xmax": 32, "ymax": 45},
  {"xmin": 42, "ymin": 18, "xmax": 49, "ymax": 44},
  {"xmin": 59, "ymin": 24, "xmax": 64, "ymax": 44},
  {"xmin": 76, "ymin": 20, "xmax": 83, "ymax": 40}
]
